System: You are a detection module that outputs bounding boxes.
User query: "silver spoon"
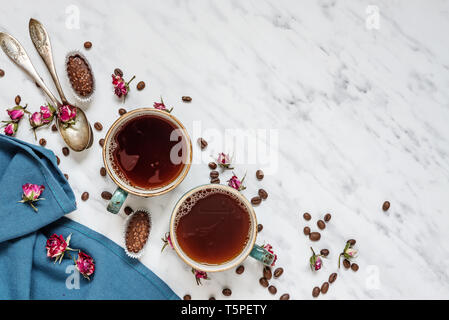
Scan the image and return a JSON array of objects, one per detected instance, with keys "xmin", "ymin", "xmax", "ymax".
[
  {"xmin": 29, "ymin": 18, "xmax": 93, "ymax": 149},
  {"xmin": 0, "ymin": 33, "xmax": 92, "ymax": 151}
]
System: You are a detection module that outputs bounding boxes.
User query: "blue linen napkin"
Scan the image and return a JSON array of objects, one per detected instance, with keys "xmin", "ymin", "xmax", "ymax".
[{"xmin": 0, "ymin": 134, "xmax": 179, "ymax": 300}]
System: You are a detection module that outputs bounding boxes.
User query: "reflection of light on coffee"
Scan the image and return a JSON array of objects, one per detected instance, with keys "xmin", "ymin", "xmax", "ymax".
[{"xmin": 118, "ymin": 150, "xmax": 139, "ymax": 171}]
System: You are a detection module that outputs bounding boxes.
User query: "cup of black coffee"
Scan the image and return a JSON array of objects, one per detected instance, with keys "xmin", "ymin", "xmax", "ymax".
[
  {"xmin": 102, "ymin": 108, "xmax": 192, "ymax": 214},
  {"xmin": 169, "ymin": 184, "xmax": 275, "ymax": 272}
]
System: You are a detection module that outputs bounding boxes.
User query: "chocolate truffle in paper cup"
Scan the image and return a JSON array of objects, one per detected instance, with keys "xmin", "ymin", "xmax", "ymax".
[
  {"xmin": 123, "ymin": 208, "xmax": 151, "ymax": 259},
  {"xmin": 65, "ymin": 50, "xmax": 95, "ymax": 103}
]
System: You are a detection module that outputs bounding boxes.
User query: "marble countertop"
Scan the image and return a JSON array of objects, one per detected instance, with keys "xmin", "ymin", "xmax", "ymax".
[{"xmin": 1, "ymin": 0, "xmax": 449, "ymax": 299}]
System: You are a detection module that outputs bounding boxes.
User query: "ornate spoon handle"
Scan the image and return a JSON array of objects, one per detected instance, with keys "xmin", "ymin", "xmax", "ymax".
[
  {"xmin": 29, "ymin": 18, "xmax": 68, "ymax": 104},
  {"xmin": 0, "ymin": 32, "xmax": 61, "ymax": 107}
]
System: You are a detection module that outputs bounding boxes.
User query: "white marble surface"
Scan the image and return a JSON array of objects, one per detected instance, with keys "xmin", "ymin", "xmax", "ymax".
[{"xmin": 1, "ymin": 0, "xmax": 449, "ymax": 299}]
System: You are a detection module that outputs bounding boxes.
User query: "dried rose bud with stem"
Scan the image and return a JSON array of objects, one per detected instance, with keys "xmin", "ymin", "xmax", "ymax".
[{"xmin": 338, "ymin": 241, "xmax": 358, "ymax": 268}]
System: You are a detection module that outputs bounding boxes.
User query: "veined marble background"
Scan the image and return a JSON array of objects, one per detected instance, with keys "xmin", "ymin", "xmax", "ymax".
[{"xmin": 1, "ymin": 0, "xmax": 449, "ymax": 299}]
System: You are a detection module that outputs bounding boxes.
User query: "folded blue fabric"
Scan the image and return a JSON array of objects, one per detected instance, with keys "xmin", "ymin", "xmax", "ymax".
[{"xmin": 0, "ymin": 135, "xmax": 179, "ymax": 300}]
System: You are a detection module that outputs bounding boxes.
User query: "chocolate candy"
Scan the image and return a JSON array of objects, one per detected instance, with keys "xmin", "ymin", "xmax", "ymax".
[
  {"xmin": 66, "ymin": 54, "xmax": 94, "ymax": 98},
  {"xmin": 125, "ymin": 210, "xmax": 150, "ymax": 254}
]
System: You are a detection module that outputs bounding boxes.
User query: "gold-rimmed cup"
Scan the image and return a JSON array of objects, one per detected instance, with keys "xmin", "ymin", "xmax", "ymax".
[{"xmin": 102, "ymin": 108, "xmax": 192, "ymax": 214}]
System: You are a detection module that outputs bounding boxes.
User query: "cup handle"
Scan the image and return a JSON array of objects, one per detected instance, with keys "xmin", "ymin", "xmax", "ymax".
[
  {"xmin": 107, "ymin": 187, "xmax": 128, "ymax": 214},
  {"xmin": 249, "ymin": 244, "xmax": 275, "ymax": 266}
]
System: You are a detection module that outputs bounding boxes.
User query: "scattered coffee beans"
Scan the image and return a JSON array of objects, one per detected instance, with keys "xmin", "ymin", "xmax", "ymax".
[
  {"xmin": 208, "ymin": 162, "xmax": 217, "ymax": 169},
  {"xmin": 251, "ymin": 196, "xmax": 262, "ymax": 205},
  {"xmin": 198, "ymin": 137, "xmax": 208, "ymax": 150},
  {"xmin": 56, "ymin": 156, "xmax": 60, "ymax": 165},
  {"xmin": 210, "ymin": 171, "xmax": 219, "ymax": 178},
  {"xmin": 211, "ymin": 177, "xmax": 220, "ymax": 184},
  {"xmin": 101, "ymin": 191, "xmax": 112, "ymax": 200},
  {"xmin": 125, "ymin": 210, "xmax": 150, "ymax": 253},
  {"xmin": 51, "ymin": 124, "xmax": 57, "ymax": 132},
  {"xmin": 209, "ymin": 296, "xmax": 216, "ymax": 300},
  {"xmin": 0, "ymin": 69, "xmax": 4, "ymax": 77},
  {"xmin": 62, "ymin": 147, "xmax": 69, "ymax": 156},
  {"xmin": 64, "ymin": 174, "xmax": 69, "ymax": 180},
  {"xmin": 309, "ymin": 232, "xmax": 321, "ymax": 241},
  {"xmin": 183, "ymin": 294, "xmax": 191, "ymax": 300},
  {"xmin": 259, "ymin": 277, "xmax": 269, "ymax": 288},
  {"xmin": 99, "ymin": 139, "xmax": 105, "ymax": 147},
  {"xmin": 256, "ymin": 169, "xmax": 264, "ymax": 180},
  {"xmin": 222, "ymin": 288, "xmax": 232, "ymax": 296},
  {"xmin": 303, "ymin": 226, "xmax": 311, "ymax": 236},
  {"xmin": 39, "ymin": 138, "xmax": 46, "ymax": 146},
  {"xmin": 100, "ymin": 167, "xmax": 107, "ymax": 176},
  {"xmin": 343, "ymin": 259, "xmax": 351, "ymax": 269},
  {"xmin": 257, "ymin": 224, "xmax": 263, "ymax": 232},
  {"xmin": 321, "ymin": 282, "xmax": 329, "ymax": 294},
  {"xmin": 114, "ymin": 68, "xmax": 123, "ymax": 77},
  {"xmin": 118, "ymin": 108, "xmax": 127, "ymax": 116},
  {"xmin": 94, "ymin": 122, "xmax": 103, "ymax": 131},
  {"xmin": 312, "ymin": 286, "xmax": 320, "ymax": 298},
  {"xmin": 382, "ymin": 201, "xmax": 390, "ymax": 211},
  {"xmin": 280, "ymin": 294, "xmax": 290, "ymax": 300},
  {"xmin": 324, "ymin": 213, "xmax": 331, "ymax": 222},
  {"xmin": 258, "ymin": 189, "xmax": 268, "ymax": 200},
  {"xmin": 317, "ymin": 220, "xmax": 326, "ymax": 230},
  {"xmin": 303, "ymin": 212, "xmax": 312, "ymax": 221},
  {"xmin": 81, "ymin": 192, "xmax": 89, "ymax": 201},
  {"xmin": 347, "ymin": 239, "xmax": 356, "ymax": 246},
  {"xmin": 329, "ymin": 273, "xmax": 337, "ymax": 283},
  {"xmin": 84, "ymin": 41, "xmax": 92, "ymax": 49},
  {"xmin": 263, "ymin": 266, "xmax": 272, "ymax": 280},
  {"xmin": 124, "ymin": 206, "xmax": 133, "ymax": 216},
  {"xmin": 320, "ymin": 249, "xmax": 329, "ymax": 257},
  {"xmin": 236, "ymin": 265, "xmax": 245, "ymax": 274},
  {"xmin": 137, "ymin": 81, "xmax": 145, "ymax": 90},
  {"xmin": 15, "ymin": 95, "xmax": 21, "ymax": 105},
  {"xmin": 351, "ymin": 263, "xmax": 359, "ymax": 272},
  {"xmin": 268, "ymin": 285, "xmax": 277, "ymax": 295},
  {"xmin": 182, "ymin": 96, "xmax": 192, "ymax": 102},
  {"xmin": 273, "ymin": 267, "xmax": 284, "ymax": 278}
]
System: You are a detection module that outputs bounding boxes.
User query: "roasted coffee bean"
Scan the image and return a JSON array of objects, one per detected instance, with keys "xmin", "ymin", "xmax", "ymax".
[
  {"xmin": 124, "ymin": 206, "xmax": 133, "ymax": 216},
  {"xmin": 263, "ymin": 266, "xmax": 272, "ymax": 280},
  {"xmin": 236, "ymin": 265, "xmax": 245, "ymax": 274},
  {"xmin": 280, "ymin": 293, "xmax": 290, "ymax": 300},
  {"xmin": 343, "ymin": 259, "xmax": 351, "ymax": 269},
  {"xmin": 100, "ymin": 167, "xmax": 107, "ymax": 177},
  {"xmin": 81, "ymin": 192, "xmax": 89, "ymax": 201},
  {"xmin": 320, "ymin": 249, "xmax": 329, "ymax": 257},
  {"xmin": 251, "ymin": 196, "xmax": 262, "ymax": 205},
  {"xmin": 211, "ymin": 177, "xmax": 220, "ymax": 184},
  {"xmin": 222, "ymin": 288, "xmax": 232, "ymax": 296},
  {"xmin": 268, "ymin": 285, "xmax": 277, "ymax": 295},
  {"xmin": 321, "ymin": 282, "xmax": 329, "ymax": 294},
  {"xmin": 137, "ymin": 81, "xmax": 145, "ymax": 90},
  {"xmin": 99, "ymin": 138, "xmax": 105, "ymax": 147},
  {"xmin": 383, "ymin": 201, "xmax": 390, "ymax": 211},
  {"xmin": 39, "ymin": 138, "xmax": 46, "ymax": 146},
  {"xmin": 347, "ymin": 239, "xmax": 356, "ymax": 246},
  {"xmin": 258, "ymin": 189, "xmax": 268, "ymax": 200},
  {"xmin": 56, "ymin": 156, "xmax": 60, "ymax": 165},
  {"xmin": 317, "ymin": 220, "xmax": 326, "ymax": 230},
  {"xmin": 329, "ymin": 272, "xmax": 337, "ymax": 283},
  {"xmin": 209, "ymin": 296, "xmax": 216, "ymax": 300},
  {"xmin": 303, "ymin": 226, "xmax": 311, "ymax": 236},
  {"xmin": 62, "ymin": 147, "xmax": 69, "ymax": 156},
  {"xmin": 303, "ymin": 212, "xmax": 312, "ymax": 221},
  {"xmin": 101, "ymin": 191, "xmax": 112, "ymax": 200},
  {"xmin": 309, "ymin": 232, "xmax": 321, "ymax": 241},
  {"xmin": 84, "ymin": 41, "xmax": 92, "ymax": 49},
  {"xmin": 256, "ymin": 169, "xmax": 264, "ymax": 180},
  {"xmin": 257, "ymin": 224, "xmax": 263, "ymax": 232},
  {"xmin": 259, "ymin": 277, "xmax": 269, "ymax": 288},
  {"xmin": 114, "ymin": 68, "xmax": 123, "ymax": 77},
  {"xmin": 118, "ymin": 108, "xmax": 127, "ymax": 115},
  {"xmin": 324, "ymin": 213, "xmax": 331, "ymax": 222},
  {"xmin": 210, "ymin": 170, "xmax": 219, "ymax": 178},
  {"xmin": 208, "ymin": 162, "xmax": 217, "ymax": 169},
  {"xmin": 94, "ymin": 122, "xmax": 103, "ymax": 131},
  {"xmin": 198, "ymin": 137, "xmax": 208, "ymax": 150},
  {"xmin": 351, "ymin": 263, "xmax": 359, "ymax": 272},
  {"xmin": 15, "ymin": 95, "xmax": 21, "ymax": 105},
  {"xmin": 273, "ymin": 267, "xmax": 284, "ymax": 278},
  {"xmin": 312, "ymin": 286, "xmax": 320, "ymax": 298},
  {"xmin": 64, "ymin": 174, "xmax": 69, "ymax": 180},
  {"xmin": 51, "ymin": 124, "xmax": 57, "ymax": 132},
  {"xmin": 0, "ymin": 69, "xmax": 4, "ymax": 77},
  {"xmin": 183, "ymin": 294, "xmax": 191, "ymax": 300},
  {"xmin": 182, "ymin": 96, "xmax": 192, "ymax": 102}
]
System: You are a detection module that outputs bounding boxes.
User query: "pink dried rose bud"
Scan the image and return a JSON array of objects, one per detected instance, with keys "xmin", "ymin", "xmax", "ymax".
[
  {"xmin": 161, "ymin": 232, "xmax": 174, "ymax": 252},
  {"xmin": 263, "ymin": 243, "xmax": 277, "ymax": 266},
  {"xmin": 75, "ymin": 251, "xmax": 95, "ymax": 280},
  {"xmin": 29, "ymin": 112, "xmax": 44, "ymax": 128},
  {"xmin": 309, "ymin": 247, "xmax": 323, "ymax": 271},
  {"xmin": 153, "ymin": 97, "xmax": 173, "ymax": 113},
  {"xmin": 217, "ymin": 152, "xmax": 234, "ymax": 170},
  {"xmin": 192, "ymin": 268, "xmax": 209, "ymax": 285},
  {"xmin": 338, "ymin": 241, "xmax": 358, "ymax": 268},
  {"xmin": 18, "ymin": 183, "xmax": 45, "ymax": 212},
  {"xmin": 227, "ymin": 173, "xmax": 246, "ymax": 191},
  {"xmin": 3, "ymin": 122, "xmax": 17, "ymax": 136},
  {"xmin": 40, "ymin": 104, "xmax": 55, "ymax": 124},
  {"xmin": 112, "ymin": 74, "xmax": 135, "ymax": 100},
  {"xmin": 58, "ymin": 105, "xmax": 77, "ymax": 126},
  {"xmin": 45, "ymin": 233, "xmax": 74, "ymax": 263},
  {"xmin": 7, "ymin": 106, "xmax": 26, "ymax": 121}
]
